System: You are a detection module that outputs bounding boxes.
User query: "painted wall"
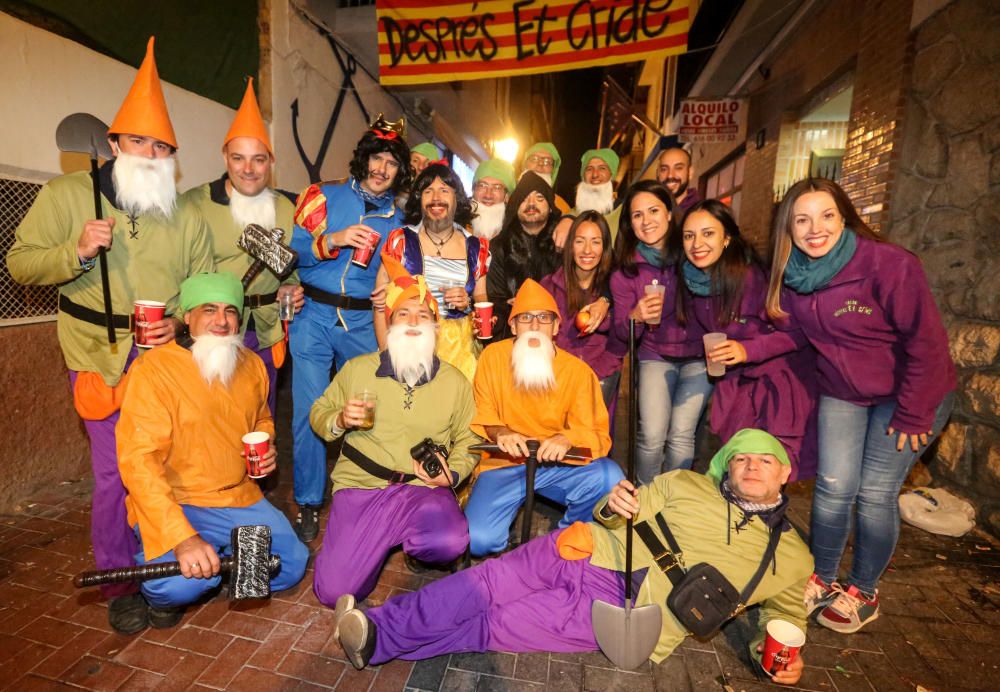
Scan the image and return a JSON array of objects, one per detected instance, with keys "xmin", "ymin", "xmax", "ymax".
[{"xmin": 0, "ymin": 11, "xmax": 236, "ymax": 186}]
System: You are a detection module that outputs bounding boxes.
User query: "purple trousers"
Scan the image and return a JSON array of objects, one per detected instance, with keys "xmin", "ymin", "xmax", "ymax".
[
  {"xmin": 68, "ymin": 347, "xmax": 141, "ymax": 599},
  {"xmin": 313, "ymin": 484, "xmax": 469, "ymax": 607},
  {"xmin": 368, "ymin": 530, "xmax": 625, "ymax": 664},
  {"xmin": 242, "ymin": 329, "xmax": 278, "ymax": 417}
]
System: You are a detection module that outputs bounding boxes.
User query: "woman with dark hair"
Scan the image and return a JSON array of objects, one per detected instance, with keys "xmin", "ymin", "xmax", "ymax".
[
  {"xmin": 374, "ymin": 163, "xmax": 490, "ymax": 380},
  {"xmin": 540, "ymin": 211, "xmax": 622, "ymax": 412},
  {"xmin": 610, "ymin": 181, "xmax": 709, "ymax": 485},
  {"xmin": 673, "ymin": 199, "xmax": 817, "ymax": 480},
  {"xmin": 486, "ymin": 171, "xmax": 562, "ymax": 341},
  {"xmin": 768, "ymin": 178, "xmax": 955, "ymax": 634}
]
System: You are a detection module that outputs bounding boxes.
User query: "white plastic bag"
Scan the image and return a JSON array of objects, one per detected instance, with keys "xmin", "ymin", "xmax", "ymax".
[{"xmin": 899, "ymin": 487, "xmax": 976, "ymax": 537}]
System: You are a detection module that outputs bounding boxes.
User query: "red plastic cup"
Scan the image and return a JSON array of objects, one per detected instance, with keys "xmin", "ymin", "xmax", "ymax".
[
  {"xmin": 133, "ymin": 300, "xmax": 166, "ymax": 348},
  {"xmin": 351, "ymin": 230, "xmax": 382, "ymax": 269},
  {"xmin": 761, "ymin": 619, "xmax": 805, "ymax": 677},
  {"xmin": 242, "ymin": 431, "xmax": 270, "ymax": 479},
  {"xmin": 474, "ymin": 302, "xmax": 494, "ymax": 340}
]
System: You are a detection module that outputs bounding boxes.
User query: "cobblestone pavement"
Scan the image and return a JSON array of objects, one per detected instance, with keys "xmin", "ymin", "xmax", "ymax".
[{"xmin": 0, "ymin": 377, "xmax": 997, "ymax": 690}]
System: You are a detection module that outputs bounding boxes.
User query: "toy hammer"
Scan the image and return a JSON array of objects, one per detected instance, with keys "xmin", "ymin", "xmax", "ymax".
[
  {"xmin": 238, "ymin": 224, "xmax": 298, "ymax": 289},
  {"xmin": 73, "ymin": 525, "xmax": 281, "ymax": 600}
]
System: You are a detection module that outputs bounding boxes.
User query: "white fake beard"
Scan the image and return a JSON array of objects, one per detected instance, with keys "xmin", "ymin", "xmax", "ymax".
[
  {"xmin": 523, "ymin": 169, "xmax": 553, "ymax": 186},
  {"xmin": 190, "ymin": 334, "xmax": 244, "ymax": 388},
  {"xmin": 386, "ymin": 321, "xmax": 437, "ymax": 387},
  {"xmin": 229, "ymin": 186, "xmax": 277, "ymax": 230},
  {"xmin": 112, "ymin": 152, "xmax": 177, "ymax": 218},
  {"xmin": 575, "ymin": 181, "xmax": 614, "ymax": 214},
  {"xmin": 470, "ymin": 201, "xmax": 506, "ymax": 239},
  {"xmin": 511, "ymin": 330, "xmax": 556, "ymax": 392}
]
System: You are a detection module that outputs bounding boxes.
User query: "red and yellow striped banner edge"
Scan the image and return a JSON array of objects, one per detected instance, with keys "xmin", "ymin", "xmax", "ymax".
[{"xmin": 375, "ymin": 0, "xmax": 691, "ymax": 86}]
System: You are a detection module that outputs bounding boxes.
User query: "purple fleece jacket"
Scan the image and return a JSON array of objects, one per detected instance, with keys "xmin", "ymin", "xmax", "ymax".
[
  {"xmin": 781, "ymin": 236, "xmax": 955, "ymax": 433},
  {"xmin": 609, "ymin": 252, "xmax": 704, "ymax": 361},
  {"xmin": 687, "ymin": 265, "xmax": 818, "ymax": 479},
  {"xmin": 540, "ymin": 269, "xmax": 625, "ymax": 380}
]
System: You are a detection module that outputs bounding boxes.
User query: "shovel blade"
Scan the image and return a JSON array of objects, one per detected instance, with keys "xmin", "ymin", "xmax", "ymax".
[
  {"xmin": 56, "ymin": 113, "xmax": 113, "ymax": 160},
  {"xmin": 591, "ymin": 600, "xmax": 662, "ymax": 670}
]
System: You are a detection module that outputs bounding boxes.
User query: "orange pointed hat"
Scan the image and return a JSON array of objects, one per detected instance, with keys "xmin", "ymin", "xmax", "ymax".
[
  {"xmin": 108, "ymin": 37, "xmax": 178, "ymax": 149},
  {"xmin": 382, "ymin": 255, "xmax": 439, "ymax": 319},
  {"xmin": 224, "ymin": 78, "xmax": 272, "ymax": 155},
  {"xmin": 510, "ymin": 279, "xmax": 561, "ymax": 321}
]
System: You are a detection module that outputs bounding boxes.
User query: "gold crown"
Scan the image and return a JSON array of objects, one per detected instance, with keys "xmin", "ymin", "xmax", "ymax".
[{"xmin": 369, "ymin": 112, "xmax": 406, "ymax": 139}]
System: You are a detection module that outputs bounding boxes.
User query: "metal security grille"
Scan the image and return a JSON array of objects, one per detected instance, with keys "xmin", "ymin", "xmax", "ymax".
[{"xmin": 0, "ymin": 177, "xmax": 57, "ymax": 325}]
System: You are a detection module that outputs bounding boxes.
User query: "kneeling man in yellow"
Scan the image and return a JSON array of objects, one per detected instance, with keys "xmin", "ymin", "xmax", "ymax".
[
  {"xmin": 334, "ymin": 429, "xmax": 811, "ymax": 687},
  {"xmin": 308, "ymin": 259, "xmax": 479, "ymax": 609},
  {"xmin": 117, "ymin": 273, "xmax": 308, "ymax": 629}
]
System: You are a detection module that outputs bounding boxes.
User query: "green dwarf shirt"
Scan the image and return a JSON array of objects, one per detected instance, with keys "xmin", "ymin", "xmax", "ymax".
[
  {"xmin": 6, "ymin": 163, "xmax": 214, "ymax": 385},
  {"xmin": 180, "ymin": 177, "xmax": 298, "ymax": 350},
  {"xmin": 310, "ymin": 351, "xmax": 482, "ymax": 492},
  {"xmin": 590, "ymin": 471, "xmax": 813, "ymax": 664}
]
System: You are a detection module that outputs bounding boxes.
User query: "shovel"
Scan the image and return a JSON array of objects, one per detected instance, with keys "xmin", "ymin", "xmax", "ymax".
[
  {"xmin": 56, "ymin": 113, "xmax": 117, "ymax": 350},
  {"xmin": 591, "ymin": 319, "xmax": 662, "ymax": 670}
]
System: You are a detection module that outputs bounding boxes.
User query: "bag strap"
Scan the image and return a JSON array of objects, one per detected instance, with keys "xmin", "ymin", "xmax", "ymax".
[
  {"xmin": 633, "ymin": 519, "xmax": 686, "ymax": 586},
  {"xmin": 636, "ymin": 510, "xmax": 784, "ymax": 606},
  {"xmin": 736, "ymin": 522, "xmax": 783, "ymax": 608}
]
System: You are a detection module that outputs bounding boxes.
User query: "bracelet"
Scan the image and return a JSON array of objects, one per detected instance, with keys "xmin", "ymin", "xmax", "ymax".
[{"xmin": 79, "ymin": 255, "xmax": 97, "ymax": 272}]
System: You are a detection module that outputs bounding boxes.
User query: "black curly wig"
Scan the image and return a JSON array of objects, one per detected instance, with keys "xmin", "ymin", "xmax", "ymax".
[
  {"xmin": 403, "ymin": 163, "xmax": 474, "ymax": 226},
  {"xmin": 348, "ymin": 130, "xmax": 412, "ymax": 194}
]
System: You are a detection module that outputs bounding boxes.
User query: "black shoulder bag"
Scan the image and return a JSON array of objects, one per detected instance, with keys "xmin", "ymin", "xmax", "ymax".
[{"xmin": 634, "ymin": 512, "xmax": 782, "ymax": 639}]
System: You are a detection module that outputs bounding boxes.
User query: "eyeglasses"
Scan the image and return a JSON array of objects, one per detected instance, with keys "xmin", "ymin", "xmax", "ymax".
[
  {"xmin": 514, "ymin": 312, "xmax": 556, "ymax": 325},
  {"xmin": 527, "ymin": 155, "xmax": 554, "ymax": 168},
  {"xmin": 475, "ymin": 181, "xmax": 506, "ymax": 194}
]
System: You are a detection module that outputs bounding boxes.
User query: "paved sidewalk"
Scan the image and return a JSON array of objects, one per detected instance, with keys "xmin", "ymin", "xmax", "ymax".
[{"xmin": 0, "ymin": 378, "xmax": 997, "ymax": 689}]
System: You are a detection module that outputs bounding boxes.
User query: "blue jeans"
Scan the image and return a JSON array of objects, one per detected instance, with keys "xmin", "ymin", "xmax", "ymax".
[
  {"xmin": 636, "ymin": 358, "xmax": 713, "ymax": 485},
  {"xmin": 465, "ymin": 458, "xmax": 624, "ymax": 556},
  {"xmin": 811, "ymin": 393, "xmax": 954, "ymax": 595},
  {"xmin": 134, "ymin": 499, "xmax": 309, "ymax": 608},
  {"xmin": 289, "ymin": 299, "xmax": 377, "ymax": 507}
]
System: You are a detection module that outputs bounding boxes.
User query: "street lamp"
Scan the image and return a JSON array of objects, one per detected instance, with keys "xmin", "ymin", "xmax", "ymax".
[{"xmin": 493, "ymin": 137, "xmax": 519, "ymax": 163}]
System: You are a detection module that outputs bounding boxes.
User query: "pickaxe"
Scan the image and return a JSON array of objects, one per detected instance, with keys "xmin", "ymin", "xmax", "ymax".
[
  {"xmin": 73, "ymin": 525, "xmax": 282, "ymax": 600},
  {"xmin": 237, "ymin": 224, "xmax": 298, "ymax": 290}
]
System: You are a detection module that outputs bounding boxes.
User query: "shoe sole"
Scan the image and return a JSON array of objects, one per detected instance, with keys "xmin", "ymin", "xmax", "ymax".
[
  {"xmin": 339, "ymin": 609, "xmax": 370, "ymax": 670},
  {"xmin": 817, "ymin": 609, "xmax": 879, "ymax": 634},
  {"xmin": 333, "ymin": 593, "xmax": 356, "ymax": 641}
]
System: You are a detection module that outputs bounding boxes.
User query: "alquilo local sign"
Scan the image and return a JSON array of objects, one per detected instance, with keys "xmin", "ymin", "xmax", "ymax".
[{"xmin": 676, "ymin": 98, "xmax": 746, "ymax": 143}]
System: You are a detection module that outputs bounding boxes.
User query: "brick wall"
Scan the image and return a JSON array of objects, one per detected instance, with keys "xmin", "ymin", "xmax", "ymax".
[
  {"xmin": 840, "ymin": 0, "xmax": 916, "ymax": 231},
  {"xmin": 696, "ymin": 0, "xmax": 916, "ymax": 242}
]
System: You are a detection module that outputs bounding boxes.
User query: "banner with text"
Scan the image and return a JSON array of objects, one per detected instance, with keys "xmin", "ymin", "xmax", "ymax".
[
  {"xmin": 676, "ymin": 98, "xmax": 747, "ymax": 144},
  {"xmin": 375, "ymin": 0, "xmax": 691, "ymax": 86}
]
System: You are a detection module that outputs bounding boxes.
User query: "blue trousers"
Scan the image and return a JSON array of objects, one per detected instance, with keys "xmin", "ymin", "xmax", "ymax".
[
  {"xmin": 811, "ymin": 393, "xmax": 954, "ymax": 594},
  {"xmin": 289, "ymin": 299, "xmax": 376, "ymax": 507},
  {"xmin": 134, "ymin": 499, "xmax": 309, "ymax": 608},
  {"xmin": 465, "ymin": 458, "xmax": 624, "ymax": 557}
]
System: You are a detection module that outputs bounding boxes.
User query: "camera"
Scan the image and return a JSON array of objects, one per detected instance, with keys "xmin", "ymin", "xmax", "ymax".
[{"xmin": 410, "ymin": 438, "xmax": 448, "ymax": 479}]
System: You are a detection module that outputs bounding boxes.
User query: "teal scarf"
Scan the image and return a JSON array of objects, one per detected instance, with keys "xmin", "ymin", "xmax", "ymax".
[
  {"xmin": 783, "ymin": 228, "xmax": 857, "ymax": 294},
  {"xmin": 636, "ymin": 242, "xmax": 666, "ymax": 268},
  {"xmin": 682, "ymin": 260, "xmax": 715, "ymax": 296}
]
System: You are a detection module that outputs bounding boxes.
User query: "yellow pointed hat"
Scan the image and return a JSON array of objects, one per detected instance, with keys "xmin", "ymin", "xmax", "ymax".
[
  {"xmin": 224, "ymin": 78, "xmax": 272, "ymax": 155},
  {"xmin": 108, "ymin": 37, "xmax": 178, "ymax": 149}
]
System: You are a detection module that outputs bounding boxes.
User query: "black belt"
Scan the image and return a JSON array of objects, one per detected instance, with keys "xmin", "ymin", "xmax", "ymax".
[
  {"xmin": 59, "ymin": 295, "xmax": 133, "ymax": 330},
  {"xmin": 244, "ymin": 291, "xmax": 277, "ymax": 309},
  {"xmin": 343, "ymin": 443, "xmax": 416, "ymax": 484},
  {"xmin": 303, "ymin": 284, "xmax": 372, "ymax": 311}
]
